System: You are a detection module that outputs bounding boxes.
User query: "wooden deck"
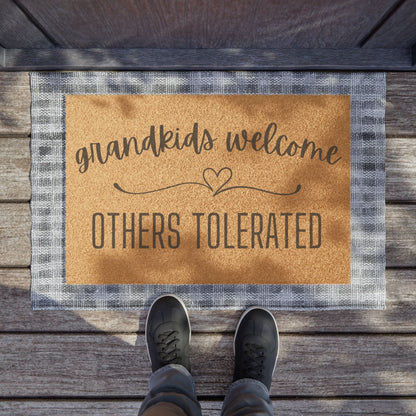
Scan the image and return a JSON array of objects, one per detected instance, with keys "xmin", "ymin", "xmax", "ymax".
[{"xmin": 0, "ymin": 72, "xmax": 415, "ymax": 415}]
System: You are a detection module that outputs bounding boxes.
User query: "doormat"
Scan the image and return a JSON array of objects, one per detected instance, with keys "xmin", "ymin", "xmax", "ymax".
[
  {"xmin": 30, "ymin": 72, "xmax": 386, "ymax": 310},
  {"xmin": 66, "ymin": 94, "xmax": 351, "ymax": 286}
]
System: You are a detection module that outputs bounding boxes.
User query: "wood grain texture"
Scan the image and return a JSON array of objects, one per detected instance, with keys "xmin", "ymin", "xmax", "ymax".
[
  {"xmin": 1, "ymin": 72, "xmax": 416, "ymax": 138},
  {"xmin": 0, "ymin": 137, "xmax": 30, "ymax": 201},
  {"xmin": 16, "ymin": 0, "xmax": 395, "ymax": 48},
  {"xmin": 2, "ymin": 137, "xmax": 416, "ymax": 203},
  {"xmin": 4, "ymin": 47, "xmax": 413, "ymax": 70},
  {"xmin": 386, "ymin": 205, "xmax": 416, "ymax": 267},
  {"xmin": 386, "ymin": 138, "xmax": 416, "ymax": 201},
  {"xmin": 364, "ymin": 0, "xmax": 416, "ymax": 48},
  {"xmin": 0, "ymin": 72, "xmax": 30, "ymax": 136},
  {"xmin": 386, "ymin": 72, "xmax": 416, "ymax": 137},
  {"xmin": 0, "ymin": 268, "xmax": 415, "ymax": 333},
  {"xmin": 0, "ymin": 0, "xmax": 52, "ymax": 48},
  {"xmin": 1, "ymin": 399, "xmax": 416, "ymax": 416},
  {"xmin": 0, "ymin": 333, "xmax": 414, "ymax": 397},
  {"xmin": 0, "ymin": 204, "xmax": 30, "ymax": 267},
  {"xmin": 1, "ymin": 203, "xmax": 414, "ymax": 267}
]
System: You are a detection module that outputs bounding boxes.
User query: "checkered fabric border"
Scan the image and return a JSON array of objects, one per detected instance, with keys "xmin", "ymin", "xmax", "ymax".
[{"xmin": 30, "ymin": 72, "xmax": 386, "ymax": 310}]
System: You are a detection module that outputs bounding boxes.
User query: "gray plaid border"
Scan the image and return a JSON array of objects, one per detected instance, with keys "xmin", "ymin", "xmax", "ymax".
[{"xmin": 30, "ymin": 71, "xmax": 386, "ymax": 310}]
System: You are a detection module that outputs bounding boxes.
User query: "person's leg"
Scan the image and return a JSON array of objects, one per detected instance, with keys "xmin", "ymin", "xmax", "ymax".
[
  {"xmin": 220, "ymin": 307, "xmax": 279, "ymax": 416},
  {"xmin": 139, "ymin": 364, "xmax": 200, "ymax": 416},
  {"xmin": 139, "ymin": 295, "xmax": 202, "ymax": 416},
  {"xmin": 141, "ymin": 402, "xmax": 186, "ymax": 416}
]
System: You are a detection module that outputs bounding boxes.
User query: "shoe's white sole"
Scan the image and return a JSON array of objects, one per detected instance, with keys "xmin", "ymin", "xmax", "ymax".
[
  {"xmin": 145, "ymin": 294, "xmax": 192, "ymax": 364},
  {"xmin": 233, "ymin": 306, "xmax": 280, "ymax": 375}
]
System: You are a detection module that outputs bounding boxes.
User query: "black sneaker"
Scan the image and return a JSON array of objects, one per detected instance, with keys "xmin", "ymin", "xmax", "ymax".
[
  {"xmin": 145, "ymin": 294, "xmax": 191, "ymax": 373},
  {"xmin": 233, "ymin": 307, "xmax": 279, "ymax": 390}
]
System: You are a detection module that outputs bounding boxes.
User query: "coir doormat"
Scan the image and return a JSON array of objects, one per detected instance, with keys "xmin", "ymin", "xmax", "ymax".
[{"xmin": 30, "ymin": 72, "xmax": 385, "ymax": 310}]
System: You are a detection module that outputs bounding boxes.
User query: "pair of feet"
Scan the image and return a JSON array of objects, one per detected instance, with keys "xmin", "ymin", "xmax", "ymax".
[{"xmin": 146, "ymin": 295, "xmax": 279, "ymax": 390}]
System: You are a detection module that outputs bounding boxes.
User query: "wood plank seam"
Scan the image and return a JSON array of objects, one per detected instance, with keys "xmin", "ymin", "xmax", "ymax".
[
  {"xmin": 12, "ymin": 0, "xmax": 58, "ymax": 47},
  {"xmin": 1, "ymin": 399, "xmax": 415, "ymax": 416},
  {"xmin": 0, "ymin": 331, "xmax": 414, "ymax": 336},
  {"xmin": 358, "ymin": 0, "xmax": 407, "ymax": 47},
  {"xmin": 0, "ymin": 395, "xmax": 415, "ymax": 400}
]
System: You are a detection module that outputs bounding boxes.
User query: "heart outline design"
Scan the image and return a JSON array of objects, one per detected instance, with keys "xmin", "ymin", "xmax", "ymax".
[
  {"xmin": 202, "ymin": 167, "xmax": 233, "ymax": 196},
  {"xmin": 115, "ymin": 166, "xmax": 300, "ymax": 198}
]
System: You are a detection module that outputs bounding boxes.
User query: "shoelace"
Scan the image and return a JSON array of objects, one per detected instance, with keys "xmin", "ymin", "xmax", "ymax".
[
  {"xmin": 156, "ymin": 330, "xmax": 182, "ymax": 366},
  {"xmin": 243, "ymin": 342, "xmax": 265, "ymax": 378}
]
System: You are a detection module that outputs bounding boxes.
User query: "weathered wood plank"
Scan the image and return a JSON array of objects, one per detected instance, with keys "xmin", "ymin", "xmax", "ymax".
[
  {"xmin": 4, "ymin": 47, "xmax": 413, "ymax": 71},
  {"xmin": 0, "ymin": 73, "xmax": 30, "ymax": 136},
  {"xmin": 386, "ymin": 205, "xmax": 416, "ymax": 267},
  {"xmin": 1, "ymin": 399, "xmax": 416, "ymax": 416},
  {"xmin": 0, "ymin": 138, "xmax": 30, "ymax": 201},
  {"xmin": 0, "ymin": 72, "xmax": 415, "ymax": 137},
  {"xmin": 2, "ymin": 137, "xmax": 416, "ymax": 202},
  {"xmin": 0, "ymin": 0, "xmax": 53, "ymax": 48},
  {"xmin": 386, "ymin": 138, "xmax": 416, "ymax": 201},
  {"xmin": 1, "ymin": 204, "xmax": 414, "ymax": 267},
  {"xmin": 0, "ymin": 333, "xmax": 414, "ymax": 396},
  {"xmin": 364, "ymin": 0, "xmax": 416, "ymax": 48},
  {"xmin": 16, "ymin": 0, "xmax": 394, "ymax": 49},
  {"xmin": 386, "ymin": 72, "xmax": 416, "ymax": 137},
  {"xmin": 0, "ymin": 204, "xmax": 30, "ymax": 267},
  {"xmin": 1, "ymin": 268, "xmax": 415, "ymax": 333}
]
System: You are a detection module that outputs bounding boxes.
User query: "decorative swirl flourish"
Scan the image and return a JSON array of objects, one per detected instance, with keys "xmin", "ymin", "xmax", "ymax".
[{"xmin": 114, "ymin": 167, "xmax": 301, "ymax": 197}]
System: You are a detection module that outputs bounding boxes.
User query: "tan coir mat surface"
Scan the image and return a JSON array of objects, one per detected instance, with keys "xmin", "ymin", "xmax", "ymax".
[{"xmin": 65, "ymin": 95, "xmax": 350, "ymax": 285}]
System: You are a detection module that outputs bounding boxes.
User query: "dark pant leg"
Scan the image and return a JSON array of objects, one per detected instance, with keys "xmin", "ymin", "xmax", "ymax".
[
  {"xmin": 140, "ymin": 402, "xmax": 188, "ymax": 416},
  {"xmin": 220, "ymin": 378, "xmax": 274, "ymax": 416},
  {"xmin": 139, "ymin": 364, "xmax": 202, "ymax": 416}
]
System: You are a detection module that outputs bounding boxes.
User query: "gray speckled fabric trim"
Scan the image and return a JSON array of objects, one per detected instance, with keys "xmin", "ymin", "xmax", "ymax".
[{"xmin": 30, "ymin": 71, "xmax": 385, "ymax": 310}]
